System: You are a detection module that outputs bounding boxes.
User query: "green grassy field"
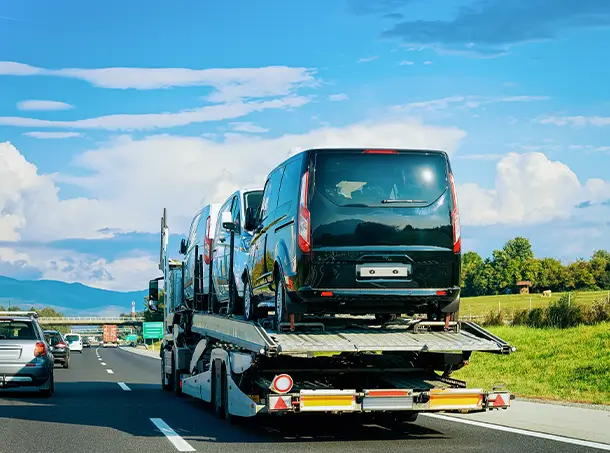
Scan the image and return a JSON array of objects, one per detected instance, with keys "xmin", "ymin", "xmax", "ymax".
[
  {"xmin": 453, "ymin": 323, "xmax": 610, "ymax": 405},
  {"xmin": 460, "ymin": 290, "xmax": 610, "ymax": 319}
]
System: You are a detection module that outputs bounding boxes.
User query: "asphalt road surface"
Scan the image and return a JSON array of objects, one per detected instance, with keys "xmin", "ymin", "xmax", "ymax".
[{"xmin": 1, "ymin": 347, "xmax": 608, "ymax": 453}]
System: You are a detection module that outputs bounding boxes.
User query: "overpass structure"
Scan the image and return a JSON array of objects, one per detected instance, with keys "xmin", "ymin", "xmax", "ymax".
[{"xmin": 37, "ymin": 316, "xmax": 145, "ymax": 326}]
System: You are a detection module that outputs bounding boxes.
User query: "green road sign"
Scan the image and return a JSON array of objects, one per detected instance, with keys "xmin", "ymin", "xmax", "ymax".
[
  {"xmin": 125, "ymin": 334, "xmax": 138, "ymax": 342},
  {"xmin": 142, "ymin": 322, "xmax": 164, "ymax": 339}
]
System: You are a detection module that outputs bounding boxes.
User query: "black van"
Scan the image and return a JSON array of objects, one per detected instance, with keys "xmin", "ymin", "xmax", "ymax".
[{"xmin": 242, "ymin": 148, "xmax": 462, "ymax": 327}]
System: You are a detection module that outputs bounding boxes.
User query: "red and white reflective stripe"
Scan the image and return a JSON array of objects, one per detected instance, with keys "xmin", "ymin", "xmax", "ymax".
[{"xmin": 268, "ymin": 395, "xmax": 291, "ymax": 411}]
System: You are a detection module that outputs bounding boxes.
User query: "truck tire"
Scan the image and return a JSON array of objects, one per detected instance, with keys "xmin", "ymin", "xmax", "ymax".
[
  {"xmin": 172, "ymin": 351, "xmax": 182, "ymax": 396},
  {"xmin": 212, "ymin": 359, "xmax": 225, "ymax": 419},
  {"xmin": 161, "ymin": 353, "xmax": 172, "ymax": 391}
]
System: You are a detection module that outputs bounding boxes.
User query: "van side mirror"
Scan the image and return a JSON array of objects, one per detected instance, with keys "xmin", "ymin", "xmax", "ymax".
[
  {"xmin": 179, "ymin": 238, "xmax": 187, "ymax": 255},
  {"xmin": 221, "ymin": 211, "xmax": 236, "ymax": 232},
  {"xmin": 244, "ymin": 206, "xmax": 257, "ymax": 231}
]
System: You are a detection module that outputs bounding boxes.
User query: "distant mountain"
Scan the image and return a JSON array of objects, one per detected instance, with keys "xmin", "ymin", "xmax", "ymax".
[{"xmin": 0, "ymin": 275, "xmax": 147, "ymax": 316}]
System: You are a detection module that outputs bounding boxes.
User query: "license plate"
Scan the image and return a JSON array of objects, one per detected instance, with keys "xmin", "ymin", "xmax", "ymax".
[{"xmin": 358, "ymin": 263, "xmax": 411, "ymax": 278}]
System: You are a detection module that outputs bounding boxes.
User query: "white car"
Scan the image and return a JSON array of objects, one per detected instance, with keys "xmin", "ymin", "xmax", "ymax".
[{"xmin": 65, "ymin": 333, "xmax": 83, "ymax": 353}]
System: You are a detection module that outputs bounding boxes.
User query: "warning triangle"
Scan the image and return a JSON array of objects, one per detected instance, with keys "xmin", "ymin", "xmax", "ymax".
[
  {"xmin": 274, "ymin": 397, "xmax": 289, "ymax": 410},
  {"xmin": 494, "ymin": 394, "xmax": 505, "ymax": 406}
]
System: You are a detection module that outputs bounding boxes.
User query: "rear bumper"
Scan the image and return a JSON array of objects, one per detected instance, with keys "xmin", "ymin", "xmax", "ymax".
[
  {"xmin": 52, "ymin": 351, "xmax": 69, "ymax": 362},
  {"xmin": 0, "ymin": 363, "xmax": 53, "ymax": 388},
  {"xmin": 289, "ymin": 287, "xmax": 460, "ymax": 315}
]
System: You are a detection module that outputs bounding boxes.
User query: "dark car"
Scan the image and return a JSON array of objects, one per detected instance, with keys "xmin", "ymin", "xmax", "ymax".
[
  {"xmin": 241, "ymin": 148, "xmax": 462, "ymax": 328},
  {"xmin": 82, "ymin": 338, "xmax": 91, "ymax": 349},
  {"xmin": 0, "ymin": 312, "xmax": 55, "ymax": 397},
  {"xmin": 44, "ymin": 330, "xmax": 70, "ymax": 368}
]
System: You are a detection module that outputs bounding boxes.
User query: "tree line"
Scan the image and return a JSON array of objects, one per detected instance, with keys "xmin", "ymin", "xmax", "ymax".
[{"xmin": 461, "ymin": 237, "xmax": 610, "ymax": 297}]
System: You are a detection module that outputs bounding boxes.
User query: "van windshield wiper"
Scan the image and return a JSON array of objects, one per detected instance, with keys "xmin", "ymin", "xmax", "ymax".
[{"xmin": 381, "ymin": 199, "xmax": 428, "ymax": 204}]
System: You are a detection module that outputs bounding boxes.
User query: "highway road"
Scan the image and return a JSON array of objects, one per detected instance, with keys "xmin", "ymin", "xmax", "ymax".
[{"xmin": 1, "ymin": 347, "xmax": 608, "ymax": 453}]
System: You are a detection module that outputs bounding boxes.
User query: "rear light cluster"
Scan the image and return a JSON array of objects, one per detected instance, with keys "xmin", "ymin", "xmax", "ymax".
[
  {"xmin": 34, "ymin": 341, "xmax": 47, "ymax": 357},
  {"xmin": 448, "ymin": 173, "xmax": 461, "ymax": 254},
  {"xmin": 298, "ymin": 171, "xmax": 311, "ymax": 253},
  {"xmin": 204, "ymin": 215, "xmax": 212, "ymax": 264}
]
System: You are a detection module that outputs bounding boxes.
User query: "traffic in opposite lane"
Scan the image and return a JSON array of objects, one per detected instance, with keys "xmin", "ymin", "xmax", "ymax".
[{"xmin": 3, "ymin": 343, "xmax": 609, "ymax": 453}]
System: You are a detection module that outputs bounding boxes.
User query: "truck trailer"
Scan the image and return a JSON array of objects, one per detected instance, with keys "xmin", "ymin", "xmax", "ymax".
[
  {"xmin": 147, "ymin": 208, "xmax": 515, "ymax": 425},
  {"xmin": 102, "ymin": 324, "xmax": 118, "ymax": 348}
]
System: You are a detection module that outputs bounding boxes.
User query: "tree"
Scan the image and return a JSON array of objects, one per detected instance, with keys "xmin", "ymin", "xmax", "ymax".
[{"xmin": 461, "ymin": 251, "xmax": 484, "ymax": 296}]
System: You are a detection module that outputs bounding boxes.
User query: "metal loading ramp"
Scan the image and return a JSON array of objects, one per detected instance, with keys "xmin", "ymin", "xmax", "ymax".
[{"xmin": 191, "ymin": 313, "xmax": 512, "ymax": 356}]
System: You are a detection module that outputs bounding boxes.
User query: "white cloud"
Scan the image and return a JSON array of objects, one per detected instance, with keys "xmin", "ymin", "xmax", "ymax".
[
  {"xmin": 0, "ymin": 61, "xmax": 42, "ymax": 75},
  {"xmin": 393, "ymin": 95, "xmax": 550, "ymax": 112},
  {"xmin": 0, "ymin": 246, "xmax": 158, "ymax": 292},
  {"xmin": 0, "ymin": 95, "xmax": 311, "ymax": 131},
  {"xmin": 535, "ymin": 116, "xmax": 610, "ymax": 127},
  {"xmin": 398, "ymin": 60, "xmax": 414, "ymax": 65},
  {"xmin": 358, "ymin": 56, "xmax": 379, "ymax": 63},
  {"xmin": 328, "ymin": 93, "xmax": 349, "ymax": 101},
  {"xmin": 423, "ymin": 61, "xmax": 433, "ymax": 65},
  {"xmin": 0, "ymin": 61, "xmax": 317, "ymax": 100},
  {"xmin": 23, "ymin": 131, "xmax": 82, "ymax": 139},
  {"xmin": 229, "ymin": 122, "xmax": 269, "ymax": 133},
  {"xmin": 457, "ymin": 152, "xmax": 610, "ymax": 226},
  {"xmin": 0, "ymin": 141, "xmax": 108, "ymax": 242},
  {"xmin": 0, "ymin": 119, "xmax": 467, "ymax": 243},
  {"xmin": 17, "ymin": 100, "xmax": 74, "ymax": 111}
]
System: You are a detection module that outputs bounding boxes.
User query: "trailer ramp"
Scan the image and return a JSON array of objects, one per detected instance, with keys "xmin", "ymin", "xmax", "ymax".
[{"xmin": 191, "ymin": 313, "xmax": 513, "ymax": 357}]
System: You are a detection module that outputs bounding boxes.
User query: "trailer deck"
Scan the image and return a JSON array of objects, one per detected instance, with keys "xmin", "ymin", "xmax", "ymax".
[{"xmin": 191, "ymin": 313, "xmax": 513, "ymax": 357}]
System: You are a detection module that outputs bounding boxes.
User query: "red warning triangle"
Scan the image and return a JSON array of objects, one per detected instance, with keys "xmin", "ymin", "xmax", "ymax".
[
  {"xmin": 274, "ymin": 396, "xmax": 289, "ymax": 410},
  {"xmin": 494, "ymin": 394, "xmax": 505, "ymax": 407}
]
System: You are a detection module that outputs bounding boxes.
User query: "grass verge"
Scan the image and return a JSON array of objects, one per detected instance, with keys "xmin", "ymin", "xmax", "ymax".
[{"xmin": 454, "ymin": 323, "xmax": 610, "ymax": 405}]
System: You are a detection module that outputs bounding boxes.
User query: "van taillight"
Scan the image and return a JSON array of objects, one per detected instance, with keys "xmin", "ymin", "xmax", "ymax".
[
  {"xmin": 298, "ymin": 171, "xmax": 311, "ymax": 253},
  {"xmin": 34, "ymin": 341, "xmax": 47, "ymax": 357},
  {"xmin": 449, "ymin": 173, "xmax": 461, "ymax": 254},
  {"xmin": 204, "ymin": 215, "xmax": 212, "ymax": 264},
  {"xmin": 363, "ymin": 149, "xmax": 398, "ymax": 154}
]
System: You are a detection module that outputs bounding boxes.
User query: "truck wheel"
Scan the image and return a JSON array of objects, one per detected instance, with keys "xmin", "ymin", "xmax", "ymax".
[
  {"xmin": 212, "ymin": 360, "xmax": 225, "ymax": 419},
  {"xmin": 221, "ymin": 363, "xmax": 241, "ymax": 425},
  {"xmin": 172, "ymin": 352, "xmax": 182, "ymax": 396},
  {"xmin": 161, "ymin": 353, "xmax": 172, "ymax": 391}
]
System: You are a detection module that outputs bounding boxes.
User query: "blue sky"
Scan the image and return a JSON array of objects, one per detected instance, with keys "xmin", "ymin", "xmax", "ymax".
[{"xmin": 1, "ymin": 0, "xmax": 609, "ymax": 291}]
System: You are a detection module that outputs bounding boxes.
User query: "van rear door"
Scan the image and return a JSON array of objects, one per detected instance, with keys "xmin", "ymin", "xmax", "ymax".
[{"xmin": 308, "ymin": 149, "xmax": 460, "ymax": 291}]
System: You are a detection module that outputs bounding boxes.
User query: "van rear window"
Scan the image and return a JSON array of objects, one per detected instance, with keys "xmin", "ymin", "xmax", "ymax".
[{"xmin": 313, "ymin": 151, "xmax": 448, "ymax": 207}]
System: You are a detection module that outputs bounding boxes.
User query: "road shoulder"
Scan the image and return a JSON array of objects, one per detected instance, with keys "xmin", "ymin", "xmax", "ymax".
[
  {"xmin": 117, "ymin": 346, "xmax": 161, "ymax": 360},
  {"xmin": 443, "ymin": 399, "xmax": 610, "ymax": 445}
]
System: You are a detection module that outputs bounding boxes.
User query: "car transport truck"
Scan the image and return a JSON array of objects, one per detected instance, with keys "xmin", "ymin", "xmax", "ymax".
[{"xmin": 147, "ymin": 206, "xmax": 515, "ymax": 425}]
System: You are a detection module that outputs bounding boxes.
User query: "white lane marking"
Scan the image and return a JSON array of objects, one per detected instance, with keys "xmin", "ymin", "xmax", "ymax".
[
  {"xmin": 98, "ymin": 358, "xmax": 102, "ymax": 361},
  {"xmin": 117, "ymin": 382, "xmax": 131, "ymax": 391},
  {"xmin": 150, "ymin": 418, "xmax": 195, "ymax": 452},
  {"xmin": 101, "ymin": 362, "xmax": 106, "ymax": 365},
  {"xmin": 424, "ymin": 414, "xmax": 610, "ymax": 451},
  {"xmin": 106, "ymin": 369, "xmax": 114, "ymax": 374}
]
